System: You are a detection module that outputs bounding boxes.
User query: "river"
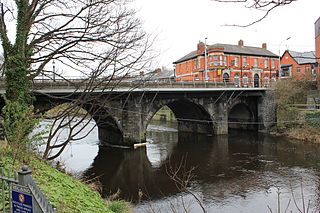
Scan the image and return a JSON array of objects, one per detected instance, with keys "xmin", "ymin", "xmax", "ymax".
[{"xmin": 52, "ymin": 120, "xmax": 320, "ymax": 213}]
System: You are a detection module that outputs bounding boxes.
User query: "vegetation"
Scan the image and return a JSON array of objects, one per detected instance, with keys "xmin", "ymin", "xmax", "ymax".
[
  {"xmin": 271, "ymin": 79, "xmax": 320, "ymax": 143},
  {"xmin": 306, "ymin": 111, "xmax": 320, "ymax": 127},
  {"xmin": 0, "ymin": 146, "xmax": 131, "ymax": 213},
  {"xmin": 212, "ymin": 0, "xmax": 298, "ymax": 27},
  {"xmin": 0, "ymin": 0, "xmax": 151, "ymax": 160}
]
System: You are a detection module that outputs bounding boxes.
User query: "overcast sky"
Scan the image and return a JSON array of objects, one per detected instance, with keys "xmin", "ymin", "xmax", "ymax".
[{"xmin": 133, "ymin": 0, "xmax": 320, "ymax": 69}]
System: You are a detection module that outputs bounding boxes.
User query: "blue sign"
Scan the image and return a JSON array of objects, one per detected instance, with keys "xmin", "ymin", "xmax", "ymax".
[{"xmin": 12, "ymin": 184, "xmax": 33, "ymax": 213}]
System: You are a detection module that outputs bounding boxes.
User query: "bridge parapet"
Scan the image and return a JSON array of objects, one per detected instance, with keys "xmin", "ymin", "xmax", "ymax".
[{"xmin": 0, "ymin": 77, "xmax": 276, "ymax": 91}]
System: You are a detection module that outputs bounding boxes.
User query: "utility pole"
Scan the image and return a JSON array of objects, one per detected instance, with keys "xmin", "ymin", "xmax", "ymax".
[{"xmin": 205, "ymin": 37, "xmax": 208, "ymax": 82}]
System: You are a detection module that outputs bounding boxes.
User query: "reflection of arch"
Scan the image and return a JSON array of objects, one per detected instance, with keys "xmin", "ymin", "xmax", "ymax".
[
  {"xmin": 228, "ymin": 103, "xmax": 255, "ymax": 130},
  {"xmin": 146, "ymin": 99, "xmax": 214, "ymax": 135},
  {"xmin": 254, "ymin": 74, "xmax": 260, "ymax": 88},
  {"xmin": 223, "ymin": 73, "xmax": 230, "ymax": 83}
]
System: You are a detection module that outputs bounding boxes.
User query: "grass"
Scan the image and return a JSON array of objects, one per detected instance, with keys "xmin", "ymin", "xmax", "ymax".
[{"xmin": 0, "ymin": 147, "xmax": 131, "ymax": 213}]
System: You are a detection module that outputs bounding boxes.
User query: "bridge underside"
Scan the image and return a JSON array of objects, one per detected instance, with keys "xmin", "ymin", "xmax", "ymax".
[
  {"xmin": 228, "ymin": 103, "xmax": 257, "ymax": 130},
  {"xmin": 167, "ymin": 100, "xmax": 214, "ymax": 135}
]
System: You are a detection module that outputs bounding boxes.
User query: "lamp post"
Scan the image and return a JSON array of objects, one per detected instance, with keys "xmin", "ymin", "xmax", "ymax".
[
  {"xmin": 278, "ymin": 37, "xmax": 291, "ymax": 79},
  {"xmin": 52, "ymin": 60, "xmax": 56, "ymax": 82},
  {"xmin": 204, "ymin": 37, "xmax": 208, "ymax": 82}
]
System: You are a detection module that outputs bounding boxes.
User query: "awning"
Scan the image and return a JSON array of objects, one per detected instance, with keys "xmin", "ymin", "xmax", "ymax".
[{"xmin": 281, "ymin": 64, "xmax": 292, "ymax": 68}]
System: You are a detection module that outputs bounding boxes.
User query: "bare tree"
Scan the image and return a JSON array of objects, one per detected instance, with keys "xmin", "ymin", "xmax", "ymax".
[
  {"xmin": 212, "ymin": 0, "xmax": 297, "ymax": 27},
  {"xmin": 0, "ymin": 0, "xmax": 152, "ymax": 159}
]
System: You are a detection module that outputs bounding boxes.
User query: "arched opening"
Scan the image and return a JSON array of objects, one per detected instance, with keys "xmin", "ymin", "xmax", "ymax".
[
  {"xmin": 254, "ymin": 74, "xmax": 260, "ymax": 88},
  {"xmin": 228, "ymin": 103, "xmax": 255, "ymax": 130},
  {"xmin": 234, "ymin": 73, "xmax": 240, "ymax": 87},
  {"xmin": 223, "ymin": 73, "xmax": 230, "ymax": 83},
  {"xmin": 35, "ymin": 102, "xmax": 99, "ymax": 170},
  {"xmin": 145, "ymin": 99, "xmax": 213, "ymax": 167}
]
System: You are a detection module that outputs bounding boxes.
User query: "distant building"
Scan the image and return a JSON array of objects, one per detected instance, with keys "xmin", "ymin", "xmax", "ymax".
[
  {"xmin": 173, "ymin": 40, "xmax": 279, "ymax": 87},
  {"xmin": 148, "ymin": 68, "xmax": 175, "ymax": 82},
  {"xmin": 152, "ymin": 106, "xmax": 176, "ymax": 122},
  {"xmin": 280, "ymin": 50, "xmax": 316, "ymax": 80}
]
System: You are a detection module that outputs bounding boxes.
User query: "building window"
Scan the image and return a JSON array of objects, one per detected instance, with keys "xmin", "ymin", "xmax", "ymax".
[
  {"xmin": 220, "ymin": 55, "xmax": 223, "ymax": 66},
  {"xmin": 194, "ymin": 59, "xmax": 197, "ymax": 70},
  {"xmin": 306, "ymin": 66, "xmax": 311, "ymax": 73},
  {"xmin": 234, "ymin": 57, "xmax": 239, "ymax": 67},
  {"xmin": 198, "ymin": 57, "xmax": 201, "ymax": 69},
  {"xmin": 213, "ymin": 55, "xmax": 218, "ymax": 66},
  {"xmin": 264, "ymin": 75, "xmax": 269, "ymax": 87},
  {"xmin": 264, "ymin": 59, "xmax": 268, "ymax": 68},
  {"xmin": 243, "ymin": 57, "xmax": 247, "ymax": 67},
  {"xmin": 254, "ymin": 58, "xmax": 258, "ymax": 68},
  {"xmin": 186, "ymin": 62, "xmax": 189, "ymax": 72},
  {"xmin": 271, "ymin": 60, "xmax": 275, "ymax": 69},
  {"xmin": 224, "ymin": 56, "xmax": 227, "ymax": 66},
  {"xmin": 243, "ymin": 74, "xmax": 248, "ymax": 87},
  {"xmin": 281, "ymin": 67, "xmax": 291, "ymax": 77},
  {"xmin": 234, "ymin": 73, "xmax": 240, "ymax": 86},
  {"xmin": 297, "ymin": 67, "xmax": 301, "ymax": 72},
  {"xmin": 306, "ymin": 67, "xmax": 311, "ymax": 72}
]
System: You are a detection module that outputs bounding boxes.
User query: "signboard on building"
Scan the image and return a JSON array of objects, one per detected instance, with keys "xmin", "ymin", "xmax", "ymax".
[{"xmin": 12, "ymin": 184, "xmax": 33, "ymax": 213}]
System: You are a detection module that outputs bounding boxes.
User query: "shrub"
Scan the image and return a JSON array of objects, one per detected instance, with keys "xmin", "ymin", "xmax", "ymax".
[{"xmin": 306, "ymin": 111, "xmax": 320, "ymax": 127}]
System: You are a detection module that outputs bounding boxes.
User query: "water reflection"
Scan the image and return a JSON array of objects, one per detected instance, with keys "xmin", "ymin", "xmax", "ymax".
[{"xmin": 80, "ymin": 122, "xmax": 320, "ymax": 212}]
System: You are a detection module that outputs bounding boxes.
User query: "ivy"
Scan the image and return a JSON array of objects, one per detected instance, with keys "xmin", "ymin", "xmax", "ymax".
[{"xmin": 2, "ymin": 97, "xmax": 39, "ymax": 161}]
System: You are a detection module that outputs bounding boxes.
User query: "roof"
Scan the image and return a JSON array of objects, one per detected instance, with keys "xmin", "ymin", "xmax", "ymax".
[
  {"xmin": 173, "ymin": 43, "xmax": 278, "ymax": 64},
  {"xmin": 146, "ymin": 69, "xmax": 174, "ymax": 80},
  {"xmin": 281, "ymin": 64, "xmax": 292, "ymax": 68},
  {"xmin": 286, "ymin": 50, "xmax": 316, "ymax": 65}
]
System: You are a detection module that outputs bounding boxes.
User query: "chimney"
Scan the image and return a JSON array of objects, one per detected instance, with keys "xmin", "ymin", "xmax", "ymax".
[
  {"xmin": 155, "ymin": 68, "xmax": 161, "ymax": 73},
  {"xmin": 262, "ymin": 43, "xmax": 267, "ymax": 49},
  {"xmin": 238, "ymin": 39, "xmax": 244, "ymax": 46},
  {"xmin": 197, "ymin": 41, "xmax": 205, "ymax": 54},
  {"xmin": 139, "ymin": 71, "xmax": 144, "ymax": 76}
]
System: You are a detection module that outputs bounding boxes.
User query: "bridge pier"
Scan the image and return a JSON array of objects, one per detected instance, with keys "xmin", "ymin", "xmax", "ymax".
[
  {"xmin": 213, "ymin": 102, "xmax": 229, "ymax": 135},
  {"xmin": 177, "ymin": 119, "xmax": 213, "ymax": 134}
]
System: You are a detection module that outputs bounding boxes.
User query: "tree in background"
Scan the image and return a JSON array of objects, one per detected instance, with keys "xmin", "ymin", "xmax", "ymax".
[
  {"xmin": 0, "ymin": 0, "xmax": 151, "ymax": 158},
  {"xmin": 212, "ymin": 0, "xmax": 297, "ymax": 27}
]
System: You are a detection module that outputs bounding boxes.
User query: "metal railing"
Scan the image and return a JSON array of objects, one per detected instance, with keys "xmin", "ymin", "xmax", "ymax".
[
  {"xmin": 0, "ymin": 168, "xmax": 18, "ymax": 213},
  {"xmin": 290, "ymin": 104, "xmax": 320, "ymax": 111},
  {"xmin": 0, "ymin": 76, "xmax": 278, "ymax": 90},
  {"xmin": 0, "ymin": 166, "xmax": 56, "ymax": 213}
]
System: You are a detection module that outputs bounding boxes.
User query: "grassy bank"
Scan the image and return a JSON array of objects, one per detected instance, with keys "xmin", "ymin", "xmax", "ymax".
[
  {"xmin": 0, "ymin": 146, "xmax": 130, "ymax": 213},
  {"xmin": 274, "ymin": 107, "xmax": 320, "ymax": 143}
]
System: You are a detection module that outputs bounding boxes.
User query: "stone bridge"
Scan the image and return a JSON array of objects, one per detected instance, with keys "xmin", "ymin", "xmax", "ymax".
[{"xmin": 28, "ymin": 87, "xmax": 275, "ymax": 147}]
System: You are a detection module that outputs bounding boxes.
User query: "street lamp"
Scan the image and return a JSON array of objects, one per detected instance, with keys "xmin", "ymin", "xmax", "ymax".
[
  {"xmin": 52, "ymin": 60, "xmax": 56, "ymax": 82},
  {"xmin": 204, "ymin": 37, "xmax": 208, "ymax": 82},
  {"xmin": 278, "ymin": 37, "xmax": 291, "ymax": 78}
]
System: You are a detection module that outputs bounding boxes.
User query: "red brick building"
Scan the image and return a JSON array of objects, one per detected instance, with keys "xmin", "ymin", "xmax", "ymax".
[
  {"xmin": 315, "ymin": 17, "xmax": 320, "ymax": 89},
  {"xmin": 173, "ymin": 40, "xmax": 279, "ymax": 87},
  {"xmin": 280, "ymin": 50, "xmax": 316, "ymax": 80}
]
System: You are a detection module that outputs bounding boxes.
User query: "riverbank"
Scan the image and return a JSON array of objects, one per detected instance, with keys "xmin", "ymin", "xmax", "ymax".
[
  {"xmin": 272, "ymin": 126, "xmax": 320, "ymax": 143},
  {"xmin": 273, "ymin": 108, "xmax": 320, "ymax": 143},
  {"xmin": 0, "ymin": 146, "xmax": 131, "ymax": 213}
]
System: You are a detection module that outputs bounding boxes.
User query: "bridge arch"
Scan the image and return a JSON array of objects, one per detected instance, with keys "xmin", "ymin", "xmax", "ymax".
[
  {"xmin": 228, "ymin": 101, "xmax": 256, "ymax": 130},
  {"xmin": 146, "ymin": 99, "xmax": 214, "ymax": 135}
]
